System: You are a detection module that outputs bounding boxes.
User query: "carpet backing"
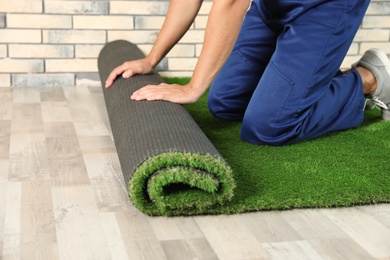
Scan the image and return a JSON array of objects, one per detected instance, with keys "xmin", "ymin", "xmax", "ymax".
[{"xmin": 98, "ymin": 40, "xmax": 235, "ymax": 216}]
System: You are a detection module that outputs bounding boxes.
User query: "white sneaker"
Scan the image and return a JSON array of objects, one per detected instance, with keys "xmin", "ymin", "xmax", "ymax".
[{"xmin": 354, "ymin": 48, "xmax": 390, "ymax": 120}]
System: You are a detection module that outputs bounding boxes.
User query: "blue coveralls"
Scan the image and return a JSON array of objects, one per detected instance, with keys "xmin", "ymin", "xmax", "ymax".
[{"xmin": 208, "ymin": 0, "xmax": 371, "ymax": 146}]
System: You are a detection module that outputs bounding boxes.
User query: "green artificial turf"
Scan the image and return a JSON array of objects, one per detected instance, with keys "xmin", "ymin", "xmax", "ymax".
[
  {"xmin": 165, "ymin": 77, "xmax": 390, "ymax": 214},
  {"xmin": 128, "ymin": 152, "xmax": 235, "ymax": 216}
]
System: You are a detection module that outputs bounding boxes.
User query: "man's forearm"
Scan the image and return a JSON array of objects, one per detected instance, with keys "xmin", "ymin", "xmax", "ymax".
[
  {"xmin": 147, "ymin": 0, "xmax": 203, "ymax": 68},
  {"xmin": 190, "ymin": 0, "xmax": 251, "ymax": 98}
]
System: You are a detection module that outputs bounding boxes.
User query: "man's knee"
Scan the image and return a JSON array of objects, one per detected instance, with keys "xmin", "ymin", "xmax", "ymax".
[
  {"xmin": 208, "ymin": 90, "xmax": 246, "ymax": 121},
  {"xmin": 240, "ymin": 110, "xmax": 301, "ymax": 146}
]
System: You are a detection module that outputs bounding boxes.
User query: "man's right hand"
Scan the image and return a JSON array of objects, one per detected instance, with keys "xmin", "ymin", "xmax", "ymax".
[{"xmin": 105, "ymin": 58, "xmax": 154, "ymax": 88}]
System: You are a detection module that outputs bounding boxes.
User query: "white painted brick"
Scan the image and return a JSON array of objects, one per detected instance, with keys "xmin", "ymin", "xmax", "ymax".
[
  {"xmin": 196, "ymin": 44, "xmax": 203, "ymax": 57},
  {"xmin": 0, "ymin": 45, "xmax": 7, "ymax": 57},
  {"xmin": 0, "ymin": 0, "xmax": 42, "ymax": 13},
  {"xmin": 9, "ymin": 44, "xmax": 74, "ymax": 58},
  {"xmin": 195, "ymin": 16, "xmax": 208, "ymax": 29},
  {"xmin": 7, "ymin": 14, "xmax": 71, "ymax": 29},
  {"xmin": 0, "ymin": 59, "xmax": 43, "ymax": 73},
  {"xmin": 75, "ymin": 45, "xmax": 104, "ymax": 58},
  {"xmin": 167, "ymin": 44, "xmax": 196, "ymax": 58},
  {"xmin": 135, "ymin": 16, "xmax": 165, "ymax": 30},
  {"xmin": 159, "ymin": 71, "xmax": 192, "ymax": 78},
  {"xmin": 12, "ymin": 74, "xmax": 75, "ymax": 87},
  {"xmin": 354, "ymin": 29, "xmax": 390, "ymax": 42},
  {"xmin": 73, "ymin": 16, "xmax": 134, "ymax": 30},
  {"xmin": 347, "ymin": 43, "xmax": 359, "ymax": 55},
  {"xmin": 137, "ymin": 44, "xmax": 153, "ymax": 56},
  {"xmin": 0, "ymin": 29, "xmax": 41, "ymax": 43},
  {"xmin": 110, "ymin": 1, "xmax": 169, "ymax": 15},
  {"xmin": 199, "ymin": 2, "xmax": 212, "ymax": 15},
  {"xmin": 167, "ymin": 58, "xmax": 198, "ymax": 71},
  {"xmin": 360, "ymin": 42, "xmax": 390, "ymax": 53},
  {"xmin": 137, "ymin": 44, "xmax": 196, "ymax": 59},
  {"xmin": 366, "ymin": 2, "xmax": 390, "ymax": 15},
  {"xmin": 43, "ymin": 30, "xmax": 106, "ymax": 44},
  {"xmin": 341, "ymin": 55, "xmax": 359, "ymax": 70},
  {"xmin": 46, "ymin": 59, "xmax": 97, "ymax": 72},
  {"xmin": 0, "ymin": 74, "xmax": 11, "ymax": 87},
  {"xmin": 108, "ymin": 31, "xmax": 158, "ymax": 44},
  {"xmin": 362, "ymin": 16, "xmax": 390, "ymax": 28},
  {"xmin": 155, "ymin": 58, "xmax": 168, "ymax": 71},
  {"xmin": 45, "ymin": 1, "xmax": 108, "ymax": 15},
  {"xmin": 76, "ymin": 72, "xmax": 101, "ymax": 87},
  {"xmin": 76, "ymin": 78, "xmax": 101, "ymax": 87},
  {"xmin": 179, "ymin": 30, "xmax": 205, "ymax": 44},
  {"xmin": 0, "ymin": 14, "xmax": 5, "ymax": 28}
]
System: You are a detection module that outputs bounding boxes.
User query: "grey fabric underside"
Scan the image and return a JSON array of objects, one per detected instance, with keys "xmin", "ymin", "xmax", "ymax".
[{"xmin": 98, "ymin": 40, "xmax": 223, "ymax": 185}]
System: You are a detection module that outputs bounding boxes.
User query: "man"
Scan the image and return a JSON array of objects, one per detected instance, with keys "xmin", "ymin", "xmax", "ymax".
[{"xmin": 105, "ymin": 0, "xmax": 390, "ymax": 146}]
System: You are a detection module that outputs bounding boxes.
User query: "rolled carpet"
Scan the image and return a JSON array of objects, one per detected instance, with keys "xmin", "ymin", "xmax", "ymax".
[{"xmin": 98, "ymin": 40, "xmax": 235, "ymax": 216}]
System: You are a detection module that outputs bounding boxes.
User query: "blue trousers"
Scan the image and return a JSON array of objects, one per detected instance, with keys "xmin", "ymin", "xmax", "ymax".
[{"xmin": 208, "ymin": 0, "xmax": 370, "ymax": 146}]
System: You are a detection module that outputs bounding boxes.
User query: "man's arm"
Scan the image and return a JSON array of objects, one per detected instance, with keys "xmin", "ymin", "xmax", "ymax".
[
  {"xmin": 131, "ymin": 0, "xmax": 251, "ymax": 103},
  {"xmin": 105, "ymin": 0, "xmax": 203, "ymax": 88}
]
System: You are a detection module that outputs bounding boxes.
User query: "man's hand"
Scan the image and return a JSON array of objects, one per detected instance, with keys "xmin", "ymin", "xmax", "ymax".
[
  {"xmin": 105, "ymin": 58, "xmax": 154, "ymax": 88},
  {"xmin": 130, "ymin": 83, "xmax": 200, "ymax": 104}
]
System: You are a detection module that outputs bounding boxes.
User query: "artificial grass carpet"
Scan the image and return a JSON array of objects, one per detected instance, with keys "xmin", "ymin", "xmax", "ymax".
[
  {"xmin": 166, "ymin": 77, "xmax": 390, "ymax": 214},
  {"xmin": 98, "ymin": 41, "xmax": 236, "ymax": 216}
]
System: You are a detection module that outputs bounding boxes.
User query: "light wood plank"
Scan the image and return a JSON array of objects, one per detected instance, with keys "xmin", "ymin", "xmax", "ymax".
[
  {"xmin": 65, "ymin": 87, "xmax": 110, "ymax": 137},
  {"xmin": 99, "ymin": 212, "xmax": 130, "ymax": 259},
  {"xmin": 83, "ymin": 153, "xmax": 129, "ymax": 212},
  {"xmin": 195, "ymin": 215, "xmax": 270, "ymax": 260},
  {"xmin": 115, "ymin": 211, "xmax": 168, "ymax": 260},
  {"xmin": 46, "ymin": 136, "xmax": 91, "ymax": 186},
  {"xmin": 41, "ymin": 101, "xmax": 72, "ymax": 122},
  {"xmin": 63, "ymin": 86, "xmax": 93, "ymax": 102},
  {"xmin": 20, "ymin": 181, "xmax": 59, "ymax": 260},
  {"xmin": 280, "ymin": 209, "xmax": 373, "ymax": 259},
  {"xmin": 240, "ymin": 211, "xmax": 303, "ymax": 243},
  {"xmin": 321, "ymin": 207, "xmax": 390, "ymax": 258},
  {"xmin": 0, "ymin": 88, "xmax": 12, "ymax": 121},
  {"xmin": 8, "ymin": 133, "xmax": 50, "ymax": 182},
  {"xmin": 362, "ymin": 204, "xmax": 390, "ymax": 230},
  {"xmin": 161, "ymin": 238, "xmax": 219, "ymax": 260},
  {"xmin": 40, "ymin": 87, "xmax": 66, "ymax": 102},
  {"xmin": 149, "ymin": 217, "xmax": 190, "ymax": 241},
  {"xmin": 0, "ymin": 160, "xmax": 8, "ymax": 257},
  {"xmin": 12, "ymin": 88, "xmax": 40, "ymax": 104},
  {"xmin": 2, "ymin": 182, "xmax": 22, "ymax": 259},
  {"xmin": 11, "ymin": 103, "xmax": 43, "ymax": 134},
  {"xmin": 51, "ymin": 186, "xmax": 112, "ymax": 260},
  {"xmin": 44, "ymin": 122, "xmax": 78, "ymax": 139},
  {"xmin": 78, "ymin": 136, "xmax": 116, "ymax": 154},
  {"xmin": 262, "ymin": 240, "xmax": 323, "ymax": 260},
  {"xmin": 68, "ymin": 100, "xmax": 111, "ymax": 137},
  {"xmin": 88, "ymin": 87, "xmax": 113, "ymax": 137},
  {"xmin": 0, "ymin": 120, "xmax": 11, "ymax": 160}
]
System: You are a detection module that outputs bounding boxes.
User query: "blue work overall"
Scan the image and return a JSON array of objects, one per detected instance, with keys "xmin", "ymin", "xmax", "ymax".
[{"xmin": 208, "ymin": 0, "xmax": 371, "ymax": 145}]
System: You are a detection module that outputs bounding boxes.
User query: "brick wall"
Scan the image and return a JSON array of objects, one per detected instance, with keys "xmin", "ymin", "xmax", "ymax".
[{"xmin": 0, "ymin": 0, "xmax": 389, "ymax": 87}]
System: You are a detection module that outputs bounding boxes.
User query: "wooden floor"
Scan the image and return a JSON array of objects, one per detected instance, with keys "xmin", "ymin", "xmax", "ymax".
[{"xmin": 1, "ymin": 86, "xmax": 390, "ymax": 260}]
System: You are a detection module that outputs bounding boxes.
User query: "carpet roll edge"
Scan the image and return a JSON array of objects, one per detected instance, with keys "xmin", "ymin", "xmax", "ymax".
[{"xmin": 129, "ymin": 152, "xmax": 236, "ymax": 216}]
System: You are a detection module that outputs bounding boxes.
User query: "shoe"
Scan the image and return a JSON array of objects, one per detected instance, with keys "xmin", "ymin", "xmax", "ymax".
[{"xmin": 353, "ymin": 48, "xmax": 390, "ymax": 120}]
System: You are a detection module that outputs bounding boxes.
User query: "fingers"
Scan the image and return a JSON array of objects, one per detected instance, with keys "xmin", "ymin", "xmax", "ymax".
[
  {"xmin": 130, "ymin": 84, "xmax": 197, "ymax": 104},
  {"xmin": 104, "ymin": 62, "xmax": 132, "ymax": 88},
  {"xmin": 105, "ymin": 59, "xmax": 153, "ymax": 88},
  {"xmin": 130, "ymin": 84, "xmax": 166, "ymax": 101}
]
